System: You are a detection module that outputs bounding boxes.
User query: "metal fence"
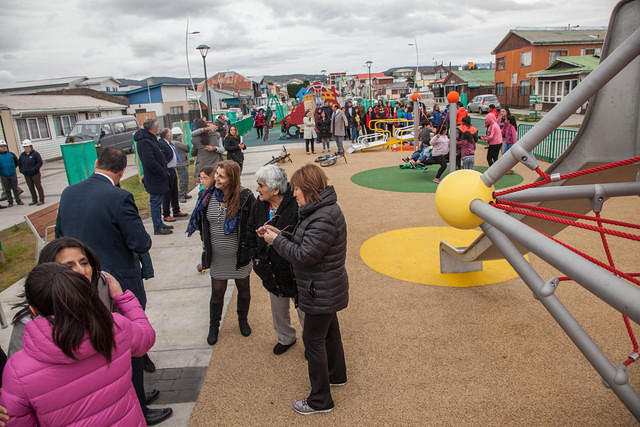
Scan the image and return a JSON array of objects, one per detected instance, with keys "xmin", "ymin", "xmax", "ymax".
[{"xmin": 470, "ymin": 117, "xmax": 578, "ymax": 163}]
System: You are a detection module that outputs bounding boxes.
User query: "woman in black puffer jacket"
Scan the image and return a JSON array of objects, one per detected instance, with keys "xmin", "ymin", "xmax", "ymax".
[
  {"xmin": 260, "ymin": 164, "xmax": 348, "ymax": 416},
  {"xmin": 249, "ymin": 165, "xmax": 303, "ymax": 356}
]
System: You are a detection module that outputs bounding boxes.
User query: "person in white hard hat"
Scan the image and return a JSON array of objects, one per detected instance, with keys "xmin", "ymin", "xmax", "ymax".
[
  {"xmin": 170, "ymin": 127, "xmax": 191, "ymax": 202},
  {"xmin": 18, "ymin": 139, "xmax": 45, "ymax": 205},
  {"xmin": 0, "ymin": 139, "xmax": 23, "ymax": 207}
]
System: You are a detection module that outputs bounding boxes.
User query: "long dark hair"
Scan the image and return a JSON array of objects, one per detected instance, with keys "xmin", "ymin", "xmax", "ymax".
[
  {"xmin": 25, "ymin": 263, "xmax": 115, "ymax": 362},
  {"xmin": 194, "ymin": 118, "xmax": 211, "ymax": 146},
  {"xmin": 13, "ymin": 237, "xmax": 102, "ymax": 324},
  {"xmin": 213, "ymin": 160, "xmax": 242, "ymax": 219}
]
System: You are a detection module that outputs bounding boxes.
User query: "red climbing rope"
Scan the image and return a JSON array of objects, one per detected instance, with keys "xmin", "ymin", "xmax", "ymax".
[
  {"xmin": 492, "ymin": 155, "xmax": 640, "ymax": 365},
  {"xmin": 494, "ymin": 155, "xmax": 640, "ymax": 197}
]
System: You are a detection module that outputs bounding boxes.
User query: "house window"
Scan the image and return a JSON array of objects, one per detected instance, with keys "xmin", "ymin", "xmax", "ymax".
[
  {"xmin": 519, "ymin": 80, "xmax": 531, "ymax": 96},
  {"xmin": 16, "ymin": 117, "xmax": 51, "ymax": 141},
  {"xmin": 170, "ymin": 106, "xmax": 184, "ymax": 115},
  {"xmin": 520, "ymin": 51, "xmax": 532, "ymax": 67},
  {"xmin": 496, "ymin": 57, "xmax": 505, "ymax": 71},
  {"xmin": 495, "ymin": 82, "xmax": 505, "ymax": 96},
  {"xmin": 549, "ymin": 50, "xmax": 568, "ymax": 64},
  {"xmin": 53, "ymin": 114, "xmax": 77, "ymax": 137},
  {"xmin": 88, "ymin": 112, "xmax": 101, "ymax": 119},
  {"xmin": 512, "ymin": 73, "xmax": 517, "ymax": 84},
  {"xmin": 581, "ymin": 48, "xmax": 596, "ymax": 56}
]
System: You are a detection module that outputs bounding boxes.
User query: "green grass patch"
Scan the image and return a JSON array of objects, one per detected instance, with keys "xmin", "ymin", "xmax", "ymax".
[
  {"xmin": 351, "ymin": 165, "xmax": 523, "ymax": 193},
  {"xmin": 0, "ymin": 223, "xmax": 36, "ymax": 292}
]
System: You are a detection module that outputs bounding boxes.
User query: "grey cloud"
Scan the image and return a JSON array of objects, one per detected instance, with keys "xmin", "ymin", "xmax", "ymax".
[{"xmin": 85, "ymin": 0, "xmax": 224, "ymax": 20}]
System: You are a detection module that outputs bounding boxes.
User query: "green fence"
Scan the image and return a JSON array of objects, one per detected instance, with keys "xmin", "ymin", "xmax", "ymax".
[
  {"xmin": 517, "ymin": 123, "xmax": 578, "ymax": 163},
  {"xmin": 469, "ymin": 117, "xmax": 577, "ymax": 163},
  {"xmin": 235, "ymin": 116, "xmax": 254, "ymax": 136},
  {"xmin": 60, "ymin": 140, "xmax": 98, "ymax": 185}
]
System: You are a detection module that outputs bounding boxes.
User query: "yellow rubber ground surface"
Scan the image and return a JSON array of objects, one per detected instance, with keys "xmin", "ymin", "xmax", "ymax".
[{"xmin": 361, "ymin": 227, "xmax": 523, "ymax": 287}]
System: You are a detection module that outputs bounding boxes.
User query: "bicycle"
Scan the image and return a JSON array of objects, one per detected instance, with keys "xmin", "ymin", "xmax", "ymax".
[
  {"xmin": 264, "ymin": 146, "xmax": 293, "ymax": 166},
  {"xmin": 314, "ymin": 151, "xmax": 347, "ymax": 167}
]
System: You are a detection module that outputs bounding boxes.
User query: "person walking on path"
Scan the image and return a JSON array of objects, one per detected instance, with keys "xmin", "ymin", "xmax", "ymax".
[
  {"xmin": 249, "ymin": 165, "xmax": 303, "ymax": 355},
  {"xmin": 191, "ymin": 118, "xmax": 224, "ymax": 179},
  {"xmin": 223, "ymin": 125, "xmax": 246, "ymax": 171},
  {"xmin": 0, "ymin": 140, "xmax": 22, "ymax": 207},
  {"xmin": 17, "ymin": 139, "xmax": 44, "ymax": 206},
  {"xmin": 0, "ymin": 262, "xmax": 156, "ymax": 427},
  {"xmin": 330, "ymin": 104, "xmax": 348, "ymax": 154},
  {"xmin": 171, "ymin": 126, "xmax": 191, "ymax": 202},
  {"xmin": 55, "ymin": 147, "xmax": 173, "ymax": 425},
  {"xmin": 157, "ymin": 128, "xmax": 188, "ymax": 223},
  {"xmin": 255, "ymin": 109, "xmax": 266, "ymax": 139},
  {"xmin": 186, "ymin": 160, "xmax": 256, "ymax": 346},
  {"xmin": 481, "ymin": 113, "xmax": 503, "ymax": 166},
  {"xmin": 260, "ymin": 164, "xmax": 348, "ymax": 415},
  {"xmin": 317, "ymin": 110, "xmax": 331, "ymax": 153},
  {"xmin": 303, "ymin": 110, "xmax": 316, "ymax": 155},
  {"xmin": 134, "ymin": 119, "xmax": 172, "ymax": 235}
]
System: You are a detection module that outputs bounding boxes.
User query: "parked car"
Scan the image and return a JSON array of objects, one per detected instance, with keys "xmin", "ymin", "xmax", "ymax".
[
  {"xmin": 66, "ymin": 116, "xmax": 139, "ymax": 154},
  {"xmin": 467, "ymin": 95, "xmax": 501, "ymax": 114}
]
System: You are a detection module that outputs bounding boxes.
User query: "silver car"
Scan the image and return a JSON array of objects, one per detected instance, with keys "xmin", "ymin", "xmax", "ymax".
[{"xmin": 467, "ymin": 95, "xmax": 501, "ymax": 114}]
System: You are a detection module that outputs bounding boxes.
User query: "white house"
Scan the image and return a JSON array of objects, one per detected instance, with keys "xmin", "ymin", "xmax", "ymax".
[{"xmin": 0, "ymin": 94, "xmax": 126, "ymax": 159}]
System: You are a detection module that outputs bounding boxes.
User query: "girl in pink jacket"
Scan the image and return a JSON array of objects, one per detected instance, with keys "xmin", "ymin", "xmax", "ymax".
[
  {"xmin": 428, "ymin": 127, "xmax": 450, "ymax": 183},
  {"xmin": 0, "ymin": 263, "xmax": 155, "ymax": 427},
  {"xmin": 481, "ymin": 113, "xmax": 503, "ymax": 166}
]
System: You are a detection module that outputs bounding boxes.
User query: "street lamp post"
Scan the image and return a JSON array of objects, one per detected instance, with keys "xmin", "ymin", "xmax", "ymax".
[
  {"xmin": 408, "ymin": 38, "xmax": 419, "ymax": 90},
  {"xmin": 321, "ymin": 69, "xmax": 327, "ymax": 83},
  {"xmin": 185, "ymin": 18, "xmax": 202, "ymax": 118},
  {"xmin": 365, "ymin": 60, "xmax": 373, "ymax": 107},
  {"xmin": 196, "ymin": 44, "xmax": 212, "ymax": 120}
]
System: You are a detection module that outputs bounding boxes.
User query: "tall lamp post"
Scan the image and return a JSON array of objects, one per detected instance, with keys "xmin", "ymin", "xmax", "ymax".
[
  {"xmin": 185, "ymin": 18, "xmax": 201, "ymax": 117},
  {"xmin": 321, "ymin": 69, "xmax": 327, "ymax": 83},
  {"xmin": 408, "ymin": 38, "xmax": 419, "ymax": 90},
  {"xmin": 196, "ymin": 44, "xmax": 212, "ymax": 120},
  {"xmin": 365, "ymin": 60, "xmax": 373, "ymax": 107}
]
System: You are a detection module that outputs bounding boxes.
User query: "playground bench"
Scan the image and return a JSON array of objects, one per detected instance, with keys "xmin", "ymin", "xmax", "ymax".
[{"xmin": 24, "ymin": 202, "xmax": 59, "ymax": 261}]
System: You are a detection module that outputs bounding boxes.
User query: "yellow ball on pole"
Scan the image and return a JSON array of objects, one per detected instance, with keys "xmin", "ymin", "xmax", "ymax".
[{"xmin": 435, "ymin": 169, "xmax": 494, "ymax": 229}]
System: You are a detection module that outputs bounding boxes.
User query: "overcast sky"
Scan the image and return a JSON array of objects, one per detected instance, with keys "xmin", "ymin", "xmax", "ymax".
[{"xmin": 0, "ymin": 0, "xmax": 617, "ymax": 86}]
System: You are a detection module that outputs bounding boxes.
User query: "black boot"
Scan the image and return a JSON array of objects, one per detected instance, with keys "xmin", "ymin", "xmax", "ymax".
[
  {"xmin": 207, "ymin": 302, "xmax": 223, "ymax": 345},
  {"xmin": 237, "ymin": 296, "xmax": 251, "ymax": 337}
]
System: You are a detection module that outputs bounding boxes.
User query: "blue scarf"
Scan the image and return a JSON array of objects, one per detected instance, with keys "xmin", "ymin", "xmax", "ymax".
[{"xmin": 186, "ymin": 187, "xmax": 239, "ymax": 236}]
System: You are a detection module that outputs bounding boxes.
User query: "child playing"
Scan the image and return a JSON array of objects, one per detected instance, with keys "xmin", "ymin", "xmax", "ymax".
[{"xmin": 457, "ymin": 131, "xmax": 476, "ymax": 170}]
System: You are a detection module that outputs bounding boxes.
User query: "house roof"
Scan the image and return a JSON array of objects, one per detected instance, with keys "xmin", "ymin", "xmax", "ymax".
[
  {"xmin": 527, "ymin": 55, "xmax": 600, "ymax": 78},
  {"xmin": 114, "ymin": 83, "xmax": 188, "ymax": 96},
  {"xmin": 355, "ymin": 73, "xmax": 391, "ymax": 79},
  {"xmin": 0, "ymin": 94, "xmax": 126, "ymax": 112},
  {"xmin": 79, "ymin": 76, "xmax": 120, "ymax": 85},
  {"xmin": 0, "ymin": 76, "xmax": 87, "ymax": 91},
  {"xmin": 449, "ymin": 70, "xmax": 495, "ymax": 86},
  {"xmin": 492, "ymin": 28, "xmax": 606, "ymax": 54}
]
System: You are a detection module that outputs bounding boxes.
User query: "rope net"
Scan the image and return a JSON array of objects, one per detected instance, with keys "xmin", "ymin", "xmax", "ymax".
[{"xmin": 491, "ymin": 155, "xmax": 640, "ymax": 366}]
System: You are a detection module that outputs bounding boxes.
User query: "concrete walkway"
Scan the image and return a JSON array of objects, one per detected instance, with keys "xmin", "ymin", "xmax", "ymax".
[{"xmin": 0, "ymin": 142, "xmax": 304, "ymax": 426}]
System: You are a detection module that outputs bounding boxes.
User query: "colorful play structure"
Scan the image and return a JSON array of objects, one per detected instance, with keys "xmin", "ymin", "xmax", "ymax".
[
  {"xmin": 433, "ymin": 0, "xmax": 640, "ymax": 419},
  {"xmin": 281, "ymin": 81, "xmax": 340, "ymax": 136}
]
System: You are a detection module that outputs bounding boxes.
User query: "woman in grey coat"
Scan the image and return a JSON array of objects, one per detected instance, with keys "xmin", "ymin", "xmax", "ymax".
[
  {"xmin": 191, "ymin": 118, "xmax": 224, "ymax": 178},
  {"xmin": 260, "ymin": 164, "xmax": 348, "ymax": 416}
]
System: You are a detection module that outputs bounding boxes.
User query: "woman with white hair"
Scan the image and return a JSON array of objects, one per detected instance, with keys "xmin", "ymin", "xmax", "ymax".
[{"xmin": 249, "ymin": 165, "xmax": 303, "ymax": 355}]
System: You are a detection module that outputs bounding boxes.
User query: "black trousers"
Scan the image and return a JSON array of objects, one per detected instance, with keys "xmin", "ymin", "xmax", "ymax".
[
  {"xmin": 305, "ymin": 139, "xmax": 315, "ymax": 153},
  {"xmin": 24, "ymin": 173, "xmax": 44, "ymax": 203},
  {"xmin": 303, "ymin": 312, "xmax": 347, "ymax": 410},
  {"xmin": 428, "ymin": 155, "xmax": 448, "ymax": 179},
  {"xmin": 162, "ymin": 168, "xmax": 180, "ymax": 217},
  {"xmin": 256, "ymin": 126, "xmax": 264, "ymax": 139},
  {"xmin": 487, "ymin": 144, "xmax": 501, "ymax": 166}
]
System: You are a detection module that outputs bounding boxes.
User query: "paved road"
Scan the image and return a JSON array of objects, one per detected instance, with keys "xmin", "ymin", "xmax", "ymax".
[{"xmin": 0, "ymin": 142, "xmax": 305, "ymax": 426}]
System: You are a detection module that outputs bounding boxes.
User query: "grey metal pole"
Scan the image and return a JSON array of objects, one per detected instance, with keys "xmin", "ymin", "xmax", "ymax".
[
  {"xmin": 481, "ymin": 222, "xmax": 640, "ymax": 420},
  {"xmin": 202, "ymin": 56, "xmax": 211, "ymax": 121},
  {"xmin": 413, "ymin": 99, "xmax": 419, "ymax": 151},
  {"xmin": 481, "ymin": 27, "xmax": 640, "ymax": 187},
  {"xmin": 448, "ymin": 102, "xmax": 457, "ymax": 173},
  {"xmin": 470, "ymin": 199, "xmax": 640, "ymax": 324},
  {"xmin": 499, "ymin": 182, "xmax": 640, "ymax": 203}
]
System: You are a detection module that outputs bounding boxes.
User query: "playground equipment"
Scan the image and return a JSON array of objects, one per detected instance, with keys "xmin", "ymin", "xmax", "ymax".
[
  {"xmin": 348, "ymin": 118, "xmax": 413, "ymax": 153},
  {"xmin": 436, "ymin": 0, "xmax": 640, "ymax": 418},
  {"xmin": 314, "ymin": 151, "xmax": 347, "ymax": 167},
  {"xmin": 282, "ymin": 82, "xmax": 340, "ymax": 129}
]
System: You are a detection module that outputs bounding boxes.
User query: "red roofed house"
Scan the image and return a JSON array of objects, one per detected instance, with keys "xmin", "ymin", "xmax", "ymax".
[{"xmin": 492, "ymin": 28, "xmax": 606, "ymax": 107}]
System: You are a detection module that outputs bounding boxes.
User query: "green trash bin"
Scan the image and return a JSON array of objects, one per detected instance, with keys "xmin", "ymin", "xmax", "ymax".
[{"xmin": 60, "ymin": 140, "xmax": 97, "ymax": 185}]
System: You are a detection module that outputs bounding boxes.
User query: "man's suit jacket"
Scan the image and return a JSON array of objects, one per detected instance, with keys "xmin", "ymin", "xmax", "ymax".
[
  {"xmin": 134, "ymin": 128, "xmax": 169, "ymax": 195},
  {"xmin": 55, "ymin": 174, "xmax": 152, "ymax": 307},
  {"xmin": 330, "ymin": 109, "xmax": 348, "ymax": 137}
]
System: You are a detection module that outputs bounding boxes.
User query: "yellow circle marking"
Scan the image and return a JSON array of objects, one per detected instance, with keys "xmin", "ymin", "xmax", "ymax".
[{"xmin": 360, "ymin": 227, "xmax": 525, "ymax": 287}]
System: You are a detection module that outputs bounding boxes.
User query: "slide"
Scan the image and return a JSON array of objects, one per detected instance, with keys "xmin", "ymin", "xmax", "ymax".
[{"xmin": 441, "ymin": 0, "xmax": 640, "ymax": 265}]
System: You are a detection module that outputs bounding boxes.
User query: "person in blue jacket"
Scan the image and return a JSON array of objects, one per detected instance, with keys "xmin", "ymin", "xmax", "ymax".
[
  {"xmin": 0, "ymin": 140, "xmax": 22, "ymax": 207},
  {"xmin": 18, "ymin": 139, "xmax": 44, "ymax": 205}
]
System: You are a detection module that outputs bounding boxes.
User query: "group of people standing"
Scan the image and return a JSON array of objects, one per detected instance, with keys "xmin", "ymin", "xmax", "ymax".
[
  {"xmin": 0, "ymin": 139, "xmax": 45, "ymax": 209},
  {"xmin": 186, "ymin": 160, "xmax": 349, "ymax": 415}
]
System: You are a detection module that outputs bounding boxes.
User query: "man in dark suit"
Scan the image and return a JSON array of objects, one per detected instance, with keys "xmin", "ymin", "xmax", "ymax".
[
  {"xmin": 134, "ymin": 118, "xmax": 172, "ymax": 235},
  {"xmin": 56, "ymin": 147, "xmax": 173, "ymax": 426},
  {"xmin": 157, "ymin": 128, "xmax": 188, "ymax": 223}
]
